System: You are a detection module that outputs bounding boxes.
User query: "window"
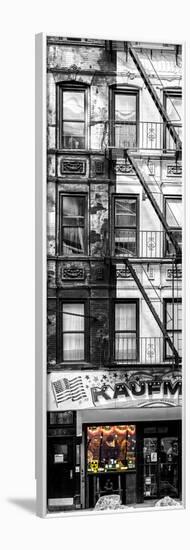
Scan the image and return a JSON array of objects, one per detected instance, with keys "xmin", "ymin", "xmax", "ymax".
[
  {"xmin": 113, "ymin": 196, "xmax": 138, "ymax": 256},
  {"xmin": 165, "ymin": 196, "xmax": 182, "ymax": 256},
  {"xmin": 60, "ymin": 194, "xmax": 87, "ymax": 255},
  {"xmin": 164, "ymin": 299, "xmax": 182, "ymax": 359},
  {"xmin": 111, "ymin": 89, "xmax": 139, "ymax": 148},
  {"xmin": 62, "ymin": 303, "xmax": 85, "ymax": 361},
  {"xmin": 59, "ymin": 86, "xmax": 87, "ymax": 149},
  {"xmin": 87, "ymin": 425, "xmax": 136, "ymax": 473},
  {"xmin": 163, "ymin": 89, "xmax": 182, "ymax": 150},
  {"xmin": 114, "ymin": 301, "xmax": 139, "ymax": 361}
]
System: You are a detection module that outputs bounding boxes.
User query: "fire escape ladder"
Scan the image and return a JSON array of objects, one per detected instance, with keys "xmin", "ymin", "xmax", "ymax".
[
  {"xmin": 123, "ymin": 257, "xmax": 180, "ymax": 364},
  {"xmin": 128, "ymin": 43, "xmax": 182, "ymax": 150},
  {"xmin": 126, "ymin": 150, "xmax": 181, "ymax": 259}
]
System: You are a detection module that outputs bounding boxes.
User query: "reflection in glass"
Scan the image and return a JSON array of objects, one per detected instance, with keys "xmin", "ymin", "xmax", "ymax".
[
  {"xmin": 62, "ymin": 90, "xmax": 85, "ymax": 149},
  {"xmin": 165, "ymin": 94, "xmax": 182, "ymax": 150},
  {"xmin": 63, "ymin": 91, "xmax": 84, "ymax": 120},
  {"xmin": 143, "ymin": 438, "xmax": 158, "ymax": 497},
  {"xmin": 87, "ymin": 425, "xmax": 136, "ymax": 473},
  {"xmin": 114, "ymin": 198, "xmax": 137, "ymax": 256},
  {"xmin": 62, "ymin": 195, "xmax": 85, "ymax": 255},
  {"xmin": 160, "ymin": 437, "xmax": 179, "ymax": 498},
  {"xmin": 115, "ymin": 124, "xmax": 137, "ymax": 148}
]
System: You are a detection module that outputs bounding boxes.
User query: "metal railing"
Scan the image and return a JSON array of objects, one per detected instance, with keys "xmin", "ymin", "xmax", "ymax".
[
  {"xmin": 114, "ymin": 230, "xmax": 182, "ymax": 259},
  {"xmin": 114, "ymin": 336, "xmax": 181, "ymax": 364},
  {"xmin": 91, "ymin": 120, "xmax": 182, "ymax": 151}
]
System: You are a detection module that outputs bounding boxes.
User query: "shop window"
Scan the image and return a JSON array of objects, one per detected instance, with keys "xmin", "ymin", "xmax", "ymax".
[
  {"xmin": 60, "ymin": 194, "xmax": 87, "ymax": 256},
  {"xmin": 111, "ymin": 89, "xmax": 139, "ymax": 148},
  {"xmin": 113, "ymin": 195, "xmax": 138, "ymax": 256},
  {"xmin": 87, "ymin": 425, "xmax": 136, "ymax": 474},
  {"xmin": 164, "ymin": 299, "xmax": 182, "ymax": 359},
  {"xmin": 165, "ymin": 196, "xmax": 182, "ymax": 256},
  {"xmin": 163, "ymin": 89, "xmax": 182, "ymax": 150},
  {"xmin": 114, "ymin": 301, "xmax": 139, "ymax": 361},
  {"xmin": 62, "ymin": 303, "xmax": 85, "ymax": 361},
  {"xmin": 58, "ymin": 85, "xmax": 88, "ymax": 149},
  {"xmin": 48, "ymin": 412, "xmax": 74, "ymax": 426}
]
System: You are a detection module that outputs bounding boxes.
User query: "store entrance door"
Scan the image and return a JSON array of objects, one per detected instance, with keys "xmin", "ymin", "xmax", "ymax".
[
  {"xmin": 47, "ymin": 437, "xmax": 75, "ymax": 509},
  {"xmin": 143, "ymin": 436, "xmax": 179, "ymax": 500}
]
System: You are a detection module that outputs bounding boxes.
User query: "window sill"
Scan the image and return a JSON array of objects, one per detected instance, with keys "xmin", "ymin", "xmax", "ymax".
[{"xmin": 47, "ymin": 362, "xmax": 92, "ymax": 372}]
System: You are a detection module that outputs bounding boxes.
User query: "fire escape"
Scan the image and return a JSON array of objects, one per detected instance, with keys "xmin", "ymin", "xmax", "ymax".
[{"xmin": 105, "ymin": 42, "xmax": 182, "ymax": 368}]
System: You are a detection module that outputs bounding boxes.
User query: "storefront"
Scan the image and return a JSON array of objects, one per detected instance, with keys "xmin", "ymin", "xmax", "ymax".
[{"xmin": 47, "ymin": 369, "xmax": 182, "ymax": 511}]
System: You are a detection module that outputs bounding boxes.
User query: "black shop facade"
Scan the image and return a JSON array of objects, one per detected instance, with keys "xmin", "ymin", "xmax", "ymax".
[{"xmin": 47, "ymin": 369, "xmax": 182, "ymax": 512}]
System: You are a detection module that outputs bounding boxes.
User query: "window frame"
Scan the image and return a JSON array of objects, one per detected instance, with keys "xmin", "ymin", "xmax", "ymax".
[
  {"xmin": 113, "ymin": 299, "xmax": 139, "ymax": 362},
  {"xmin": 59, "ymin": 192, "xmax": 88, "ymax": 257},
  {"xmin": 112, "ymin": 194, "xmax": 139, "ymax": 257},
  {"xmin": 57, "ymin": 83, "xmax": 89, "ymax": 150},
  {"xmin": 164, "ymin": 195, "xmax": 182, "ymax": 257},
  {"xmin": 163, "ymin": 88, "xmax": 182, "ymax": 151},
  {"xmin": 110, "ymin": 88, "xmax": 139, "ymax": 148},
  {"xmin": 163, "ymin": 298, "xmax": 182, "ymax": 360},
  {"xmin": 60, "ymin": 300, "xmax": 88, "ymax": 363}
]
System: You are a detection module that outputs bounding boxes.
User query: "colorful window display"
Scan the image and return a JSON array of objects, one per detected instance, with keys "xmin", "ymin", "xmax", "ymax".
[{"xmin": 87, "ymin": 425, "xmax": 136, "ymax": 473}]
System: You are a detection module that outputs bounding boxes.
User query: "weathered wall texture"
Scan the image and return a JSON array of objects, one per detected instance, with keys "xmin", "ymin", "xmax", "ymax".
[{"xmin": 46, "ymin": 38, "xmax": 182, "ymax": 369}]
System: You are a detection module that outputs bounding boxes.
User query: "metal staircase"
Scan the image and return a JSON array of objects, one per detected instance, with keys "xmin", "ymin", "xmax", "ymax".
[
  {"xmin": 107, "ymin": 41, "xmax": 182, "ymax": 367},
  {"xmin": 127, "ymin": 43, "xmax": 182, "ymax": 151},
  {"xmin": 123, "ymin": 257, "xmax": 180, "ymax": 364},
  {"xmin": 125, "ymin": 150, "xmax": 181, "ymax": 259}
]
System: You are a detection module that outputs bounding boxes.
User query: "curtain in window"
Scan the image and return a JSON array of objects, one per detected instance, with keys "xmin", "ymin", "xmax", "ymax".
[
  {"xmin": 114, "ymin": 93, "xmax": 137, "ymax": 148},
  {"xmin": 62, "ymin": 196, "xmax": 85, "ymax": 255},
  {"xmin": 115, "ymin": 303, "xmax": 137, "ymax": 360},
  {"xmin": 63, "ymin": 303, "xmax": 84, "ymax": 361}
]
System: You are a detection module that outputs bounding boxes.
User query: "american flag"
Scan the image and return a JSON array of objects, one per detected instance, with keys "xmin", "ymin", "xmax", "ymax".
[{"xmin": 52, "ymin": 376, "xmax": 87, "ymax": 406}]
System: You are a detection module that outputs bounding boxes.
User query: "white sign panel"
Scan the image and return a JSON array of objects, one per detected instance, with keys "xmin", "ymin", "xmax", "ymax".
[{"xmin": 48, "ymin": 370, "xmax": 182, "ymax": 411}]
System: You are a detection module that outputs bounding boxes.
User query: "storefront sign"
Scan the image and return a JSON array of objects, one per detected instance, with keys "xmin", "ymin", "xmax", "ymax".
[{"xmin": 48, "ymin": 370, "xmax": 182, "ymax": 411}]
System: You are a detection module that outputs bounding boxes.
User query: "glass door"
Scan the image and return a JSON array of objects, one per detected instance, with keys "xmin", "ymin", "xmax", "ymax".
[
  {"xmin": 159, "ymin": 437, "xmax": 179, "ymax": 498},
  {"xmin": 143, "ymin": 438, "xmax": 158, "ymax": 498},
  {"xmin": 143, "ymin": 435, "xmax": 180, "ymax": 500}
]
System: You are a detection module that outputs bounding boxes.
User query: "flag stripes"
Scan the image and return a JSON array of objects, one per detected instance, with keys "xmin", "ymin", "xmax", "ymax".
[{"xmin": 52, "ymin": 376, "xmax": 87, "ymax": 405}]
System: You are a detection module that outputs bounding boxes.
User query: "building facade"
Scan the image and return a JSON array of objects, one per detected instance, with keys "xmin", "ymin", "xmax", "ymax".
[{"xmin": 46, "ymin": 36, "xmax": 182, "ymax": 512}]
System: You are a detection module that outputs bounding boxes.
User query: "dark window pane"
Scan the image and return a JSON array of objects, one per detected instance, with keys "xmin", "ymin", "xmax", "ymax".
[
  {"xmin": 115, "ymin": 199, "xmax": 137, "ymax": 227},
  {"xmin": 115, "ymin": 229, "xmax": 137, "ymax": 256},
  {"xmin": 63, "ymin": 91, "xmax": 84, "ymax": 120}
]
